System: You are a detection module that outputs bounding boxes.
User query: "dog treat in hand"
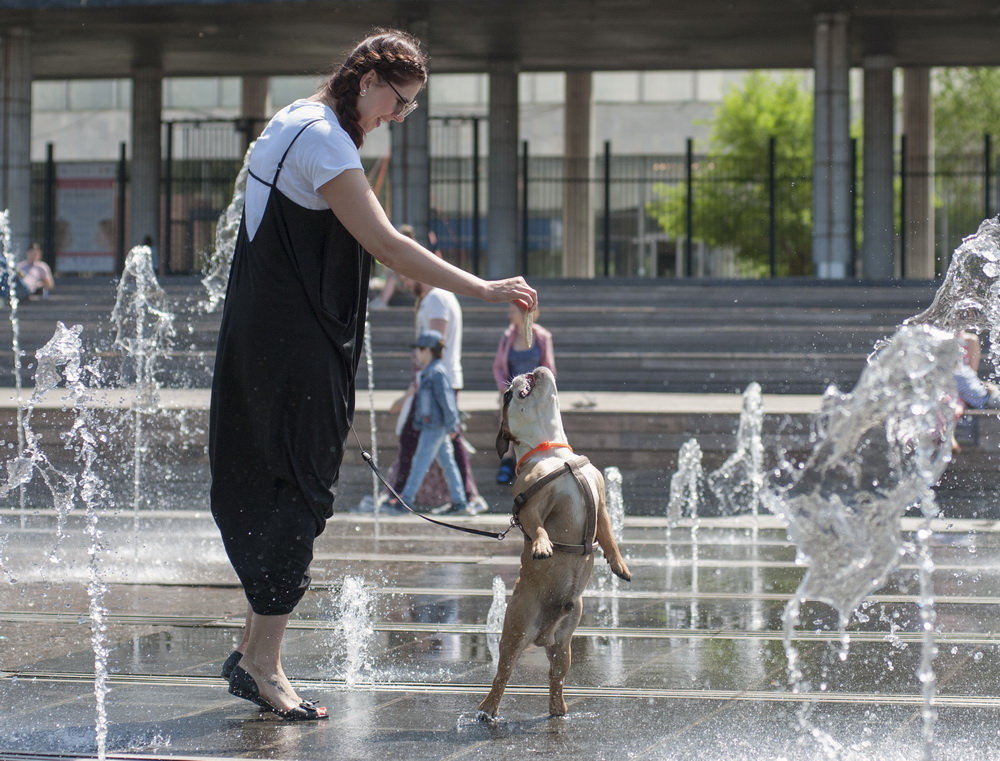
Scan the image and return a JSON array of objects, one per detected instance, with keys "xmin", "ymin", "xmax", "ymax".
[{"xmin": 522, "ymin": 309, "xmax": 534, "ymax": 348}]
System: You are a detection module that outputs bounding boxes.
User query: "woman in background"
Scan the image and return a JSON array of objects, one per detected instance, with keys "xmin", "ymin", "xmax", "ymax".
[{"xmin": 491, "ymin": 304, "xmax": 555, "ymax": 484}]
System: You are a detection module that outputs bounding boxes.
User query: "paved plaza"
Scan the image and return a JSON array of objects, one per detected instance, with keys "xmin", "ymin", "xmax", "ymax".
[{"xmin": 1, "ymin": 509, "xmax": 999, "ymax": 761}]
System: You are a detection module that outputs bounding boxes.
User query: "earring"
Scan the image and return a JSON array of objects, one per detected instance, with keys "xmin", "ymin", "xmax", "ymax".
[{"xmin": 360, "ymin": 89, "xmax": 367, "ymax": 96}]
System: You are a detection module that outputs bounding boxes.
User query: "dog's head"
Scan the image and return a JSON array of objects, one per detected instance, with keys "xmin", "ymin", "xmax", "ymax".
[{"xmin": 496, "ymin": 366, "xmax": 566, "ymax": 459}]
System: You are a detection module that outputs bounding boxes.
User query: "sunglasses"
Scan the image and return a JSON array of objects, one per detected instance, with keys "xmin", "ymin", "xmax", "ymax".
[{"xmin": 383, "ymin": 78, "xmax": 419, "ymax": 119}]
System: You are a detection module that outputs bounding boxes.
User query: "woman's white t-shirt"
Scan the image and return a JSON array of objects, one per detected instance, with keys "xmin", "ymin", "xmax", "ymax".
[{"xmin": 245, "ymin": 99, "xmax": 364, "ymax": 240}]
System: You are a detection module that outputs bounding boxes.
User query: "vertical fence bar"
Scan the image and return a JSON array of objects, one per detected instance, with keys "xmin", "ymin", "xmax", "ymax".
[
  {"xmin": 685, "ymin": 138, "xmax": 694, "ymax": 277},
  {"xmin": 116, "ymin": 141, "xmax": 127, "ymax": 273},
  {"xmin": 603, "ymin": 140, "xmax": 611, "ymax": 277},
  {"xmin": 43, "ymin": 143, "xmax": 56, "ymax": 272},
  {"xmin": 985, "ymin": 133, "xmax": 993, "ymax": 220},
  {"xmin": 899, "ymin": 134, "xmax": 907, "ymax": 279},
  {"xmin": 849, "ymin": 136, "xmax": 857, "ymax": 278},
  {"xmin": 520, "ymin": 139, "xmax": 529, "ymax": 275},
  {"xmin": 162, "ymin": 121, "xmax": 173, "ymax": 276},
  {"xmin": 471, "ymin": 117, "xmax": 481, "ymax": 276},
  {"xmin": 768, "ymin": 136, "xmax": 777, "ymax": 278}
]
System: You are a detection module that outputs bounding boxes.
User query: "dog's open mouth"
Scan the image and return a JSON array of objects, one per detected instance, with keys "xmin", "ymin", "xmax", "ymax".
[{"xmin": 518, "ymin": 372, "xmax": 536, "ymax": 399}]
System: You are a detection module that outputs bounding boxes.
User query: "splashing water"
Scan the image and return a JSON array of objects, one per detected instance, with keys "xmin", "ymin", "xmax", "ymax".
[
  {"xmin": 201, "ymin": 143, "xmax": 253, "ymax": 311},
  {"xmin": 905, "ymin": 215, "xmax": 1000, "ymax": 372},
  {"xmin": 0, "ymin": 210, "xmax": 26, "ymax": 516},
  {"xmin": 667, "ymin": 438, "xmax": 704, "ymax": 567},
  {"xmin": 667, "ymin": 438, "xmax": 704, "ymax": 525},
  {"xmin": 707, "ymin": 382, "xmax": 764, "ymax": 517},
  {"xmin": 112, "ymin": 246, "xmax": 175, "ymax": 535},
  {"xmin": 329, "ymin": 575, "xmax": 376, "ymax": 686},
  {"xmin": 485, "ymin": 575, "xmax": 507, "ymax": 662},
  {"xmin": 711, "ymin": 218, "xmax": 1000, "ymax": 760},
  {"xmin": 605, "ymin": 464, "xmax": 625, "ymax": 535},
  {"xmin": 602, "ymin": 466, "xmax": 625, "ymax": 626},
  {"xmin": 0, "ymin": 322, "xmax": 77, "ymax": 561},
  {"xmin": 767, "ymin": 325, "xmax": 958, "ymax": 652},
  {"xmin": 485, "ymin": 575, "xmax": 507, "ymax": 633},
  {"xmin": 6, "ymin": 323, "xmax": 114, "ymax": 758}
]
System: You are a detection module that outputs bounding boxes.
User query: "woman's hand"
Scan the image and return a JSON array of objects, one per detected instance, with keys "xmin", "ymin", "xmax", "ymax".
[{"xmin": 482, "ymin": 277, "xmax": 537, "ymax": 313}]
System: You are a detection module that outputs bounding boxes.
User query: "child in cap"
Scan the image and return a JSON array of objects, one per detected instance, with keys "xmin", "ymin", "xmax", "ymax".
[{"xmin": 396, "ymin": 330, "xmax": 468, "ymax": 514}]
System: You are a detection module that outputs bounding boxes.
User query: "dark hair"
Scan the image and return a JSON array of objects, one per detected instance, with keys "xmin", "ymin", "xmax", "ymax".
[
  {"xmin": 429, "ymin": 339, "xmax": 445, "ymax": 360},
  {"xmin": 319, "ymin": 28, "xmax": 428, "ymax": 148}
]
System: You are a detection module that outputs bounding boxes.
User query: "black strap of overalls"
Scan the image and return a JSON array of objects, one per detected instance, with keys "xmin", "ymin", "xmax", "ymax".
[
  {"xmin": 247, "ymin": 117, "xmax": 324, "ymax": 190},
  {"xmin": 512, "ymin": 456, "xmax": 597, "ymax": 555}
]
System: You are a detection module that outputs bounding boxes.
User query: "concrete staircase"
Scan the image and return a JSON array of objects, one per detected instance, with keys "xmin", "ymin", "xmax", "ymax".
[
  {"xmin": 0, "ymin": 275, "xmax": 992, "ymax": 520},
  {"xmin": 0, "ymin": 275, "xmax": 939, "ymax": 393},
  {"xmin": 360, "ymin": 277, "xmax": 941, "ymax": 394}
]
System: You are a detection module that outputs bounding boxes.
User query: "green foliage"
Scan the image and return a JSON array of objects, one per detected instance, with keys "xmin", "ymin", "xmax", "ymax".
[
  {"xmin": 934, "ymin": 68, "xmax": 1000, "ymax": 252},
  {"xmin": 647, "ymin": 72, "xmax": 814, "ymax": 276},
  {"xmin": 934, "ymin": 68, "xmax": 1000, "ymax": 155}
]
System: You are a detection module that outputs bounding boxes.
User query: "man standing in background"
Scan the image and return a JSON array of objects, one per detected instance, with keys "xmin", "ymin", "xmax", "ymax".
[{"xmin": 394, "ymin": 270, "xmax": 488, "ymax": 514}]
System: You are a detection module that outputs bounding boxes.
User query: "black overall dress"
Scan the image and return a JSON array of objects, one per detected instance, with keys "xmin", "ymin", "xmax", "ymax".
[{"xmin": 209, "ymin": 118, "xmax": 371, "ymax": 616}]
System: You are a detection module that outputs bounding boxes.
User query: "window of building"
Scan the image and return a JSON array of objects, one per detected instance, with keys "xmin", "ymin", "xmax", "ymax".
[
  {"xmin": 33, "ymin": 81, "xmax": 69, "ymax": 111},
  {"xmin": 269, "ymin": 76, "xmax": 321, "ymax": 108},
  {"xmin": 67, "ymin": 80, "xmax": 117, "ymax": 110},
  {"xmin": 164, "ymin": 77, "xmax": 240, "ymax": 109},
  {"xmin": 641, "ymin": 72, "xmax": 695, "ymax": 102},
  {"xmin": 429, "ymin": 73, "xmax": 485, "ymax": 106},
  {"xmin": 594, "ymin": 72, "xmax": 641, "ymax": 102}
]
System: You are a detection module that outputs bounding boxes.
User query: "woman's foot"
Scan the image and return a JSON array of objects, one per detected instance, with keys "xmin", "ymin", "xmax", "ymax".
[
  {"xmin": 228, "ymin": 666, "xmax": 328, "ymax": 720},
  {"xmin": 231, "ymin": 658, "xmax": 303, "ymax": 714}
]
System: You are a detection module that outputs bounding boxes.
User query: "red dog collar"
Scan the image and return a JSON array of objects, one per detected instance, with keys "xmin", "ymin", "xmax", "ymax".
[{"xmin": 516, "ymin": 441, "xmax": 574, "ymax": 474}]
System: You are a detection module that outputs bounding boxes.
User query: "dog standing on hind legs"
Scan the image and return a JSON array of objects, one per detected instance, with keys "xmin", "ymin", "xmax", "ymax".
[{"xmin": 478, "ymin": 367, "xmax": 631, "ymax": 720}]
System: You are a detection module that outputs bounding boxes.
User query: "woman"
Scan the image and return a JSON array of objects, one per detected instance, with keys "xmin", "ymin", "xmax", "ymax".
[
  {"xmin": 491, "ymin": 304, "xmax": 555, "ymax": 484},
  {"xmin": 210, "ymin": 28, "xmax": 536, "ymax": 720}
]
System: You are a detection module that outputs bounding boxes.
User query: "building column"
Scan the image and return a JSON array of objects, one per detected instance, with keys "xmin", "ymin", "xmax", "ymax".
[
  {"xmin": 812, "ymin": 13, "xmax": 852, "ymax": 278},
  {"xmin": 130, "ymin": 65, "xmax": 163, "ymax": 253},
  {"xmin": 390, "ymin": 79, "xmax": 431, "ymax": 247},
  {"xmin": 487, "ymin": 60, "xmax": 519, "ymax": 278},
  {"xmin": 903, "ymin": 68, "xmax": 935, "ymax": 278},
  {"xmin": 0, "ymin": 28, "xmax": 32, "ymax": 257},
  {"xmin": 239, "ymin": 76, "xmax": 269, "ymax": 148},
  {"xmin": 562, "ymin": 71, "xmax": 594, "ymax": 278},
  {"xmin": 861, "ymin": 55, "xmax": 895, "ymax": 280}
]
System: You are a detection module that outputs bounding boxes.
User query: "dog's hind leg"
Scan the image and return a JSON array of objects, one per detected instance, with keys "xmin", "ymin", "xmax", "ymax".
[
  {"xmin": 478, "ymin": 595, "xmax": 539, "ymax": 720},
  {"xmin": 594, "ymin": 478, "xmax": 632, "ymax": 581},
  {"xmin": 545, "ymin": 600, "xmax": 582, "ymax": 716}
]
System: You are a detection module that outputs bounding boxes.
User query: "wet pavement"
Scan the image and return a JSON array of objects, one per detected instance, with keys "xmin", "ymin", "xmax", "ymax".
[{"xmin": 1, "ymin": 510, "xmax": 999, "ymax": 760}]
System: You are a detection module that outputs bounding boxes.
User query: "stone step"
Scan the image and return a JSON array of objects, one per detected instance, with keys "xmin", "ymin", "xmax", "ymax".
[{"xmin": 0, "ymin": 393, "xmax": 992, "ymax": 517}]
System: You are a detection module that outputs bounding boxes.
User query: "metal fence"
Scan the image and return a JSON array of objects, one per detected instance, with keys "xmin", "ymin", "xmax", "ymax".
[{"xmin": 27, "ymin": 118, "xmax": 1000, "ymax": 278}]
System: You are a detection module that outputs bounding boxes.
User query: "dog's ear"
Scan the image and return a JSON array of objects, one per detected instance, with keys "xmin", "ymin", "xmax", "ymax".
[{"xmin": 495, "ymin": 428, "xmax": 510, "ymax": 460}]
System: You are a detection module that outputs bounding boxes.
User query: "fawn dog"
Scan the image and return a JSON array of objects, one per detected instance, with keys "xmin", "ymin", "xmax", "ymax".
[{"xmin": 478, "ymin": 367, "xmax": 631, "ymax": 719}]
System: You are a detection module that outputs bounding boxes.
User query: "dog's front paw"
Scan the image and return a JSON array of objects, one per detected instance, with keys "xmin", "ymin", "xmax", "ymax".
[
  {"xmin": 532, "ymin": 537, "xmax": 554, "ymax": 559},
  {"xmin": 610, "ymin": 557, "xmax": 631, "ymax": 581}
]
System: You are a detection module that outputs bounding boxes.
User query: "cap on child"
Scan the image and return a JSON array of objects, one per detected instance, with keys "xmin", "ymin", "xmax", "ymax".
[{"xmin": 413, "ymin": 330, "xmax": 443, "ymax": 348}]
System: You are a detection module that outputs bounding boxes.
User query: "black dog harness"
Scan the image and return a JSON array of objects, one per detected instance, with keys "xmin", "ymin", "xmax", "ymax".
[{"xmin": 511, "ymin": 455, "xmax": 597, "ymax": 555}]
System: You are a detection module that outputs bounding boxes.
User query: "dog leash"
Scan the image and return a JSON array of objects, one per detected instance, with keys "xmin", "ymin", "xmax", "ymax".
[{"xmin": 350, "ymin": 425, "xmax": 516, "ymax": 540}]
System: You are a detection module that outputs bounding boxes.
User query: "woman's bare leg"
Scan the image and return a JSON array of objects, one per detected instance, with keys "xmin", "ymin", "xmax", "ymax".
[
  {"xmin": 236, "ymin": 604, "xmax": 253, "ymax": 653},
  {"xmin": 238, "ymin": 612, "xmax": 301, "ymax": 711}
]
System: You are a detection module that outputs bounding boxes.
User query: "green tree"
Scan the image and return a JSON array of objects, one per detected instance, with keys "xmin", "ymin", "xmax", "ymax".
[
  {"xmin": 933, "ymin": 68, "xmax": 1000, "ymax": 249},
  {"xmin": 647, "ymin": 72, "xmax": 814, "ymax": 277},
  {"xmin": 935, "ymin": 68, "xmax": 1000, "ymax": 155}
]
